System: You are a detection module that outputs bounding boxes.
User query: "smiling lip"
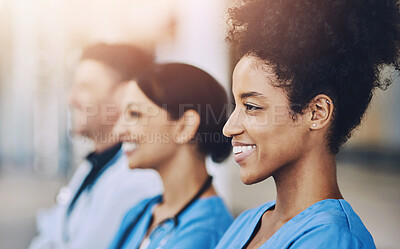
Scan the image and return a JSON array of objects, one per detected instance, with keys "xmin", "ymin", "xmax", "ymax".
[
  {"xmin": 122, "ymin": 142, "xmax": 138, "ymax": 156},
  {"xmin": 232, "ymin": 142, "xmax": 256, "ymax": 164}
]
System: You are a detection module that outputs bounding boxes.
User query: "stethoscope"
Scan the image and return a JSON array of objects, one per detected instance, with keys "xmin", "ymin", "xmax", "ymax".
[{"xmin": 114, "ymin": 175, "xmax": 214, "ymax": 249}]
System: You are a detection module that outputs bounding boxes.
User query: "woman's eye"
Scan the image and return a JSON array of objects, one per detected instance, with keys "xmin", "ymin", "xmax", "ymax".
[
  {"xmin": 126, "ymin": 109, "xmax": 141, "ymax": 118},
  {"xmin": 244, "ymin": 103, "xmax": 261, "ymax": 112},
  {"xmin": 130, "ymin": 111, "xmax": 140, "ymax": 117}
]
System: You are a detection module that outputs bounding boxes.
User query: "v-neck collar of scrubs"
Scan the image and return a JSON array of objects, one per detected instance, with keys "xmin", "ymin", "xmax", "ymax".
[
  {"xmin": 136, "ymin": 195, "xmax": 164, "ymax": 245},
  {"xmin": 241, "ymin": 199, "xmax": 346, "ymax": 249},
  {"xmin": 129, "ymin": 195, "xmax": 224, "ymax": 249}
]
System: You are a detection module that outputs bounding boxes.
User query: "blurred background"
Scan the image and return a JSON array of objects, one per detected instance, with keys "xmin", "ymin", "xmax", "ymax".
[{"xmin": 0, "ymin": 0, "xmax": 399, "ymax": 249}]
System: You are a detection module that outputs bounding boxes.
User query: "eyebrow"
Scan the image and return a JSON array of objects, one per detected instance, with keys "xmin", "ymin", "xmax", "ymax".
[
  {"xmin": 239, "ymin": 91, "xmax": 267, "ymax": 100},
  {"xmin": 126, "ymin": 103, "xmax": 141, "ymax": 109}
]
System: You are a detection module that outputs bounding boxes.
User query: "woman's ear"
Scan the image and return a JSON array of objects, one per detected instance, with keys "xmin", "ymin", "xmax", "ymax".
[
  {"xmin": 174, "ymin": 110, "xmax": 201, "ymax": 144},
  {"xmin": 308, "ymin": 94, "xmax": 334, "ymax": 130}
]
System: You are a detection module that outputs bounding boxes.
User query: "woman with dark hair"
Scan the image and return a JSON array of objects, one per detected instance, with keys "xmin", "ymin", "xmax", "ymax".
[
  {"xmin": 108, "ymin": 63, "xmax": 233, "ymax": 249},
  {"xmin": 216, "ymin": 0, "xmax": 400, "ymax": 248}
]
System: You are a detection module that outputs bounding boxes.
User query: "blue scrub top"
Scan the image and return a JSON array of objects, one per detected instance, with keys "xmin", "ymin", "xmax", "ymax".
[
  {"xmin": 216, "ymin": 199, "xmax": 376, "ymax": 249},
  {"xmin": 109, "ymin": 195, "xmax": 233, "ymax": 249}
]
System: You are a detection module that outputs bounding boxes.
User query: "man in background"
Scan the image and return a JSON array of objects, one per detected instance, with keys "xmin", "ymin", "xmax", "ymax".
[{"xmin": 28, "ymin": 43, "xmax": 162, "ymax": 249}]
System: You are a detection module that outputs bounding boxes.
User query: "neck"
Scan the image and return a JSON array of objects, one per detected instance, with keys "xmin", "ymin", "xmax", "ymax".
[
  {"xmin": 156, "ymin": 146, "xmax": 214, "ymax": 210},
  {"xmin": 272, "ymin": 147, "xmax": 342, "ymax": 221},
  {"xmin": 91, "ymin": 130, "xmax": 118, "ymax": 154}
]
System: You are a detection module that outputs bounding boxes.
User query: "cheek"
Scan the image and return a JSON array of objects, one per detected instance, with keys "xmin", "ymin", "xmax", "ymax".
[
  {"xmin": 144, "ymin": 121, "xmax": 175, "ymax": 143},
  {"xmin": 78, "ymin": 91, "xmax": 99, "ymax": 108},
  {"xmin": 106, "ymin": 104, "xmax": 121, "ymax": 123},
  {"xmin": 258, "ymin": 122, "xmax": 309, "ymax": 165},
  {"xmin": 131, "ymin": 136, "xmax": 176, "ymax": 169},
  {"xmin": 70, "ymin": 90, "xmax": 87, "ymax": 106},
  {"xmin": 131, "ymin": 123, "xmax": 176, "ymax": 162}
]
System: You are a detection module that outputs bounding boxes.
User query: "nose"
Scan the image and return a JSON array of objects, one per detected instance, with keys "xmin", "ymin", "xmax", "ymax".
[
  {"xmin": 67, "ymin": 85, "xmax": 79, "ymax": 108},
  {"xmin": 223, "ymin": 106, "xmax": 244, "ymax": 138}
]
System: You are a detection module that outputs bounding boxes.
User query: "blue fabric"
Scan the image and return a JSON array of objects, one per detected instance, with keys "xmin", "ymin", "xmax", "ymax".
[
  {"xmin": 216, "ymin": 199, "xmax": 376, "ymax": 249},
  {"xmin": 109, "ymin": 195, "xmax": 233, "ymax": 249}
]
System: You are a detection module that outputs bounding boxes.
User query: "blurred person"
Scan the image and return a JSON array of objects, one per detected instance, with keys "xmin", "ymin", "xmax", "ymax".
[
  {"xmin": 216, "ymin": 0, "xmax": 400, "ymax": 248},
  {"xmin": 108, "ymin": 63, "xmax": 233, "ymax": 249},
  {"xmin": 28, "ymin": 43, "xmax": 162, "ymax": 249}
]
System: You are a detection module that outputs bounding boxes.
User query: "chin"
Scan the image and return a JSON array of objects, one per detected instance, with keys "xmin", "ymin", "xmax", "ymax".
[
  {"xmin": 127, "ymin": 159, "xmax": 152, "ymax": 170},
  {"xmin": 240, "ymin": 169, "xmax": 270, "ymax": 185},
  {"xmin": 70, "ymin": 130, "xmax": 89, "ymax": 140},
  {"xmin": 128, "ymin": 165, "xmax": 139, "ymax": 170},
  {"xmin": 127, "ymin": 159, "xmax": 140, "ymax": 170},
  {"xmin": 69, "ymin": 124, "xmax": 87, "ymax": 136},
  {"xmin": 240, "ymin": 172, "xmax": 261, "ymax": 185}
]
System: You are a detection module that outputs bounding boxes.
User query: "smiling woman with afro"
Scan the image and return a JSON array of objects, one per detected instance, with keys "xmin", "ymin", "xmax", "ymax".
[{"xmin": 216, "ymin": 0, "xmax": 400, "ymax": 248}]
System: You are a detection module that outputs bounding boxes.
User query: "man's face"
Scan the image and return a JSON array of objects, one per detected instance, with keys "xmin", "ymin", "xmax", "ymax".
[{"xmin": 68, "ymin": 59, "xmax": 122, "ymax": 140}]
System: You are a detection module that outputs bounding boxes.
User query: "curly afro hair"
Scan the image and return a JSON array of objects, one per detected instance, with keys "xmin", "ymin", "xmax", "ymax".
[{"xmin": 227, "ymin": 0, "xmax": 400, "ymax": 154}]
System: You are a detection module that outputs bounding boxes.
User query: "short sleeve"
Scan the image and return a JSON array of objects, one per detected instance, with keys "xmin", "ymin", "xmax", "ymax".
[{"xmin": 289, "ymin": 224, "xmax": 369, "ymax": 249}]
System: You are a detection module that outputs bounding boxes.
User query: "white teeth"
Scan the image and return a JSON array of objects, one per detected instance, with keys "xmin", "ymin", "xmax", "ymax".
[
  {"xmin": 233, "ymin": 145, "xmax": 256, "ymax": 154},
  {"xmin": 122, "ymin": 142, "xmax": 137, "ymax": 152}
]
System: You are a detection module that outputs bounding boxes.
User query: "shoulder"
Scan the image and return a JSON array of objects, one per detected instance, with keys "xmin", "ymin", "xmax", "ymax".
[
  {"xmin": 177, "ymin": 196, "xmax": 234, "ymax": 237},
  {"xmin": 289, "ymin": 199, "xmax": 376, "ymax": 249},
  {"xmin": 289, "ymin": 223, "xmax": 375, "ymax": 249},
  {"xmin": 166, "ymin": 197, "xmax": 233, "ymax": 248},
  {"xmin": 181, "ymin": 196, "xmax": 233, "ymax": 226},
  {"xmin": 120, "ymin": 195, "xmax": 161, "ymax": 226},
  {"xmin": 333, "ymin": 200, "xmax": 375, "ymax": 248},
  {"xmin": 109, "ymin": 196, "xmax": 161, "ymax": 248}
]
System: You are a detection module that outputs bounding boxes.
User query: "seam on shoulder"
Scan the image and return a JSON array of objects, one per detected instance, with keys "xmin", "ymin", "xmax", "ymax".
[
  {"xmin": 305, "ymin": 223, "xmax": 367, "ymax": 248},
  {"xmin": 330, "ymin": 203, "xmax": 368, "ymax": 249},
  {"xmin": 338, "ymin": 200, "xmax": 352, "ymax": 231}
]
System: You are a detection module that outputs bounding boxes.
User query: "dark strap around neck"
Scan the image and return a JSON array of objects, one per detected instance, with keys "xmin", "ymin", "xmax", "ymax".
[
  {"xmin": 170, "ymin": 175, "xmax": 213, "ymax": 226},
  {"xmin": 145, "ymin": 174, "xmax": 213, "ymax": 236},
  {"xmin": 114, "ymin": 175, "xmax": 213, "ymax": 249},
  {"xmin": 66, "ymin": 143, "xmax": 122, "ymax": 216},
  {"xmin": 144, "ymin": 175, "xmax": 213, "ymax": 244}
]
